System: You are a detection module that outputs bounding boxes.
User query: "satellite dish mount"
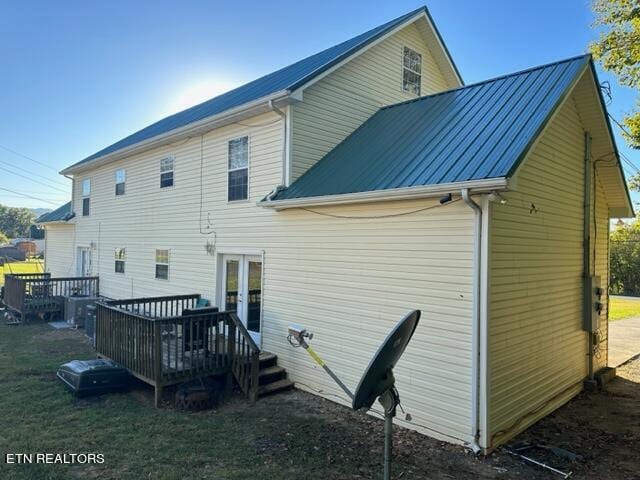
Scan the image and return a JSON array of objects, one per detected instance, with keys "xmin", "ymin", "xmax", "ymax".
[{"xmin": 288, "ymin": 310, "xmax": 421, "ymax": 480}]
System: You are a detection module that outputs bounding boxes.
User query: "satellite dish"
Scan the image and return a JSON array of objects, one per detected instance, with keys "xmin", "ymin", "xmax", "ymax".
[
  {"xmin": 287, "ymin": 309, "xmax": 421, "ymax": 480},
  {"xmin": 353, "ymin": 310, "xmax": 420, "ymax": 411}
]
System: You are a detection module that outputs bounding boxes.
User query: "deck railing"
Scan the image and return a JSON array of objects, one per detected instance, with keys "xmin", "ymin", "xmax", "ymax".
[
  {"xmin": 95, "ymin": 294, "xmax": 260, "ymax": 406},
  {"xmin": 3, "ymin": 274, "xmax": 99, "ymax": 319}
]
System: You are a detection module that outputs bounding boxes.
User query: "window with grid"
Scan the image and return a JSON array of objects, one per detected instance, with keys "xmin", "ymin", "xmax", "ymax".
[
  {"xmin": 228, "ymin": 137, "xmax": 248, "ymax": 201},
  {"xmin": 115, "ymin": 169, "xmax": 126, "ymax": 196},
  {"xmin": 402, "ymin": 47, "xmax": 422, "ymax": 95},
  {"xmin": 155, "ymin": 249, "xmax": 169, "ymax": 279},
  {"xmin": 82, "ymin": 179, "xmax": 91, "ymax": 216},
  {"xmin": 115, "ymin": 248, "xmax": 125, "ymax": 273},
  {"xmin": 160, "ymin": 156, "xmax": 174, "ymax": 188}
]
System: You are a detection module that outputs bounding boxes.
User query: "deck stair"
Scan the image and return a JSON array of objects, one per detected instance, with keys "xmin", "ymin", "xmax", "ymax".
[{"xmin": 257, "ymin": 352, "xmax": 293, "ymax": 397}]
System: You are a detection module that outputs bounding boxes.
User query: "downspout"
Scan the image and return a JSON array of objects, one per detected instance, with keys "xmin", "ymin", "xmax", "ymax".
[
  {"xmin": 462, "ymin": 188, "xmax": 482, "ymax": 454},
  {"xmin": 268, "ymin": 100, "xmax": 288, "ymax": 187}
]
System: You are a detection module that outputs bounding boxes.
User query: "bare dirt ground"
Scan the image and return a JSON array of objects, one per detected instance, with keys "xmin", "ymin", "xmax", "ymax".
[{"xmin": 2, "ymin": 323, "xmax": 640, "ymax": 479}]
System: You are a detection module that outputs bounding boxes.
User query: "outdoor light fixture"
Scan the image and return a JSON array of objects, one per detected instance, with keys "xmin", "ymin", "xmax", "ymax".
[
  {"xmin": 439, "ymin": 193, "xmax": 453, "ymax": 204},
  {"xmin": 488, "ymin": 191, "xmax": 507, "ymax": 204}
]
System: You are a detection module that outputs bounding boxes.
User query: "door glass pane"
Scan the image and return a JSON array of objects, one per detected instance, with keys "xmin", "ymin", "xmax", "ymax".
[
  {"xmin": 225, "ymin": 260, "xmax": 239, "ymax": 312},
  {"xmin": 247, "ymin": 261, "xmax": 262, "ymax": 333}
]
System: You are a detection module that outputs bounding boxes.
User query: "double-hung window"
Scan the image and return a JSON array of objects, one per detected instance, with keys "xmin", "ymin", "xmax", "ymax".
[
  {"xmin": 228, "ymin": 137, "xmax": 248, "ymax": 201},
  {"xmin": 82, "ymin": 179, "xmax": 91, "ymax": 216},
  {"xmin": 160, "ymin": 156, "xmax": 174, "ymax": 188},
  {"xmin": 155, "ymin": 249, "xmax": 169, "ymax": 279},
  {"xmin": 114, "ymin": 248, "xmax": 125, "ymax": 273},
  {"xmin": 115, "ymin": 169, "xmax": 126, "ymax": 196},
  {"xmin": 402, "ymin": 47, "xmax": 422, "ymax": 95}
]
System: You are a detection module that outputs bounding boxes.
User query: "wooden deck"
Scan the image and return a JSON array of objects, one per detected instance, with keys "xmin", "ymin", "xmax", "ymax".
[
  {"xmin": 3, "ymin": 273, "xmax": 99, "ymax": 322},
  {"xmin": 95, "ymin": 294, "xmax": 260, "ymax": 405}
]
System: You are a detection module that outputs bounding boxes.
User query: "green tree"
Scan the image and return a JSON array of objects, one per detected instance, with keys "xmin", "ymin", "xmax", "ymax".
[
  {"xmin": 591, "ymin": 0, "xmax": 640, "ymax": 188},
  {"xmin": 610, "ymin": 217, "xmax": 640, "ymax": 295},
  {"xmin": 0, "ymin": 205, "xmax": 36, "ymax": 238},
  {"xmin": 0, "ymin": 231, "xmax": 9, "ymax": 245}
]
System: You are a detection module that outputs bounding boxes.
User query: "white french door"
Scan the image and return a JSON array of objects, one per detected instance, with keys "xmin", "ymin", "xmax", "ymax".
[
  {"xmin": 77, "ymin": 247, "xmax": 91, "ymax": 277},
  {"xmin": 221, "ymin": 254, "xmax": 262, "ymax": 345}
]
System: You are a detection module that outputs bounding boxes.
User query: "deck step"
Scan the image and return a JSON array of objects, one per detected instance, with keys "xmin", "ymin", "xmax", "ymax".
[
  {"xmin": 258, "ymin": 352, "xmax": 278, "ymax": 368},
  {"xmin": 258, "ymin": 378, "xmax": 294, "ymax": 397},
  {"xmin": 258, "ymin": 365, "xmax": 286, "ymax": 385}
]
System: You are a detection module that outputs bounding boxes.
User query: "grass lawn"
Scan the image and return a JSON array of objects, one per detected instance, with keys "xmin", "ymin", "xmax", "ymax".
[
  {"xmin": 0, "ymin": 259, "xmax": 44, "ymax": 286},
  {"xmin": 0, "ymin": 322, "xmax": 485, "ymax": 480},
  {"xmin": 609, "ymin": 296, "xmax": 640, "ymax": 321},
  {"xmin": 2, "ymin": 322, "xmax": 640, "ymax": 479}
]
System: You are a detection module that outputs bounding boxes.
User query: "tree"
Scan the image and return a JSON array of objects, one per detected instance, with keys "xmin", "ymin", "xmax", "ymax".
[
  {"xmin": 610, "ymin": 217, "xmax": 640, "ymax": 295},
  {"xmin": 590, "ymin": 0, "xmax": 640, "ymax": 185},
  {"xmin": 0, "ymin": 205, "xmax": 36, "ymax": 238},
  {"xmin": 0, "ymin": 231, "xmax": 9, "ymax": 245}
]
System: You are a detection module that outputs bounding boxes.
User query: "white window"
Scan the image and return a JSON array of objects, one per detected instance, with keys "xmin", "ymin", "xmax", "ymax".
[
  {"xmin": 115, "ymin": 248, "xmax": 125, "ymax": 274},
  {"xmin": 402, "ymin": 47, "xmax": 422, "ymax": 95},
  {"xmin": 160, "ymin": 156, "xmax": 174, "ymax": 188},
  {"xmin": 82, "ymin": 179, "xmax": 90, "ymax": 216},
  {"xmin": 228, "ymin": 137, "xmax": 248, "ymax": 201},
  {"xmin": 115, "ymin": 169, "xmax": 126, "ymax": 196},
  {"xmin": 155, "ymin": 249, "xmax": 169, "ymax": 279}
]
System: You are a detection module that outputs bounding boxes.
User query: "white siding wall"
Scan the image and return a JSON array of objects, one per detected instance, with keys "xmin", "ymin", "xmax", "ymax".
[
  {"xmin": 68, "ymin": 109, "xmax": 475, "ymax": 444},
  {"xmin": 44, "ymin": 223, "xmax": 75, "ymax": 277},
  {"xmin": 290, "ymin": 22, "xmax": 450, "ymax": 180},
  {"xmin": 488, "ymin": 94, "xmax": 611, "ymax": 447}
]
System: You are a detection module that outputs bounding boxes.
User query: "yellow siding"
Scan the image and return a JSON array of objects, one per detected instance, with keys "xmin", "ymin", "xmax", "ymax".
[
  {"xmin": 69, "ymin": 110, "xmax": 475, "ymax": 444},
  {"xmin": 290, "ymin": 22, "xmax": 450, "ymax": 180},
  {"xmin": 44, "ymin": 223, "xmax": 75, "ymax": 277},
  {"xmin": 488, "ymin": 95, "xmax": 611, "ymax": 447}
]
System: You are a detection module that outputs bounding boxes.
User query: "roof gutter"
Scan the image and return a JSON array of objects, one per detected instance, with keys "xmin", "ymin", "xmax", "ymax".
[
  {"xmin": 260, "ymin": 177, "xmax": 509, "ymax": 210},
  {"xmin": 61, "ymin": 90, "xmax": 291, "ymax": 175}
]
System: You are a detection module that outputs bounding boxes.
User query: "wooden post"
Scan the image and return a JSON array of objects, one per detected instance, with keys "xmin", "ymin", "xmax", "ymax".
[
  {"xmin": 249, "ymin": 352, "xmax": 260, "ymax": 404},
  {"xmin": 226, "ymin": 317, "xmax": 236, "ymax": 397},
  {"xmin": 154, "ymin": 321, "xmax": 163, "ymax": 408},
  {"xmin": 154, "ymin": 385, "xmax": 163, "ymax": 408}
]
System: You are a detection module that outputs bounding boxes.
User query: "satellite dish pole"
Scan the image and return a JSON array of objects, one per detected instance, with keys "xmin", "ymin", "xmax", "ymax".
[{"xmin": 288, "ymin": 310, "xmax": 421, "ymax": 480}]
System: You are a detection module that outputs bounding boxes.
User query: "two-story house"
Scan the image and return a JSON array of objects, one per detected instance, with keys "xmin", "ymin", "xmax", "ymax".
[{"xmin": 38, "ymin": 6, "xmax": 632, "ymax": 452}]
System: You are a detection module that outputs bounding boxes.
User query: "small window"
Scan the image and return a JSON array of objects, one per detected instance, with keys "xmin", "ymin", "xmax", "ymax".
[
  {"xmin": 82, "ymin": 179, "xmax": 90, "ymax": 216},
  {"xmin": 115, "ymin": 248, "xmax": 125, "ymax": 274},
  {"xmin": 228, "ymin": 137, "xmax": 248, "ymax": 201},
  {"xmin": 402, "ymin": 47, "xmax": 422, "ymax": 95},
  {"xmin": 155, "ymin": 249, "xmax": 169, "ymax": 279},
  {"xmin": 160, "ymin": 156, "xmax": 174, "ymax": 188},
  {"xmin": 115, "ymin": 169, "xmax": 126, "ymax": 196}
]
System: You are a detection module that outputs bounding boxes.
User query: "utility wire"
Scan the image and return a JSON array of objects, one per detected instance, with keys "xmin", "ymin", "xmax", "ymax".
[
  {"xmin": 0, "ymin": 166, "xmax": 70, "ymax": 194},
  {"xmin": 301, "ymin": 198, "xmax": 462, "ymax": 219},
  {"xmin": 0, "ymin": 157, "xmax": 69, "ymax": 187},
  {"xmin": 0, "ymin": 186, "xmax": 61, "ymax": 206},
  {"xmin": 0, "ymin": 144, "xmax": 60, "ymax": 173}
]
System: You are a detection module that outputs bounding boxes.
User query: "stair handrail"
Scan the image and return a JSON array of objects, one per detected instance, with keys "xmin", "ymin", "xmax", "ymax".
[
  {"xmin": 227, "ymin": 312, "xmax": 260, "ymax": 402},
  {"xmin": 227, "ymin": 312, "xmax": 259, "ymax": 353}
]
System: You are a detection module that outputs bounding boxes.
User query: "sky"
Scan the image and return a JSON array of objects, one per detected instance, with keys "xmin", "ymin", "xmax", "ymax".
[{"xmin": 0, "ymin": 0, "xmax": 638, "ymax": 210}]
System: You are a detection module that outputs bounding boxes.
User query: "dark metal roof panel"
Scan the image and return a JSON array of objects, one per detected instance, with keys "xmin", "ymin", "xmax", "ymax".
[
  {"xmin": 37, "ymin": 202, "xmax": 73, "ymax": 223},
  {"xmin": 272, "ymin": 55, "xmax": 589, "ymax": 201},
  {"xmin": 66, "ymin": 7, "xmax": 428, "ymax": 170}
]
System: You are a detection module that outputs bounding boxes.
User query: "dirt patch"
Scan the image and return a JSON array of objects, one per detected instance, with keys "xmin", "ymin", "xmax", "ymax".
[{"xmin": 509, "ymin": 355, "xmax": 640, "ymax": 479}]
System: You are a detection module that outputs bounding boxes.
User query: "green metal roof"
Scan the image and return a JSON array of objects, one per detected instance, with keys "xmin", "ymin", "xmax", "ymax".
[
  {"xmin": 64, "ymin": 6, "xmax": 459, "ymax": 172},
  {"xmin": 37, "ymin": 202, "xmax": 73, "ymax": 223},
  {"xmin": 270, "ymin": 55, "xmax": 592, "ymax": 201}
]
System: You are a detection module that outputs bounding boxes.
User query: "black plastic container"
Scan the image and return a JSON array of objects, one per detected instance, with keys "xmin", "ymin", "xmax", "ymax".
[{"xmin": 57, "ymin": 359, "xmax": 130, "ymax": 396}]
